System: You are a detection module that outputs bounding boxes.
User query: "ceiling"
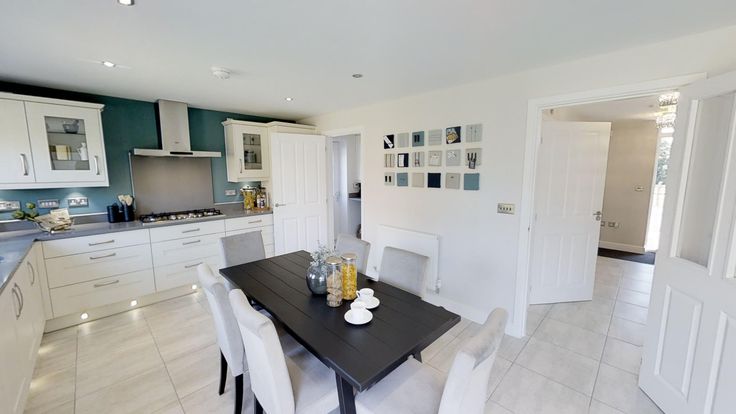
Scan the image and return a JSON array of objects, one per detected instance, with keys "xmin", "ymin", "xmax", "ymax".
[
  {"xmin": 560, "ymin": 95, "xmax": 663, "ymax": 122},
  {"xmin": 1, "ymin": 1, "xmax": 735, "ymax": 120}
]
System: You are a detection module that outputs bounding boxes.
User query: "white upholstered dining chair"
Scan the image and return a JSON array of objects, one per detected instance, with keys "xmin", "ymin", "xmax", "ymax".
[
  {"xmin": 378, "ymin": 246, "xmax": 429, "ymax": 297},
  {"xmin": 354, "ymin": 308, "xmax": 509, "ymax": 414},
  {"xmin": 219, "ymin": 231, "xmax": 266, "ymax": 268},
  {"xmin": 196, "ymin": 264, "xmax": 246, "ymax": 414},
  {"xmin": 229, "ymin": 289, "xmax": 339, "ymax": 414},
  {"xmin": 335, "ymin": 234, "xmax": 371, "ymax": 274}
]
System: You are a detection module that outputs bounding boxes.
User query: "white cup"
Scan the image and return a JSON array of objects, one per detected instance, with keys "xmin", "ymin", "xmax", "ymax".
[
  {"xmin": 356, "ymin": 288, "xmax": 374, "ymax": 301},
  {"xmin": 350, "ymin": 301, "xmax": 368, "ymax": 312}
]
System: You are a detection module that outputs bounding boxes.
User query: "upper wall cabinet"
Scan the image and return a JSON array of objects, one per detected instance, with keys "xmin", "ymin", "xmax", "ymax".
[
  {"xmin": 223, "ymin": 120, "xmax": 316, "ymax": 182},
  {"xmin": 0, "ymin": 93, "xmax": 107, "ymax": 190}
]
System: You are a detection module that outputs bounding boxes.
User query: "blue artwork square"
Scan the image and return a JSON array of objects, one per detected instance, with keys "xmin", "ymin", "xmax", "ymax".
[
  {"xmin": 412, "ymin": 131, "xmax": 425, "ymax": 147},
  {"xmin": 397, "ymin": 172, "xmax": 409, "ymax": 187},
  {"xmin": 428, "ymin": 173, "xmax": 441, "ymax": 188},
  {"xmin": 464, "ymin": 173, "xmax": 480, "ymax": 191}
]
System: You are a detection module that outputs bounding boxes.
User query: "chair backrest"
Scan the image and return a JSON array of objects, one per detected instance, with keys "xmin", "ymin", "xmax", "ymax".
[
  {"xmin": 219, "ymin": 231, "xmax": 266, "ymax": 268},
  {"xmin": 229, "ymin": 289, "xmax": 295, "ymax": 414},
  {"xmin": 378, "ymin": 246, "xmax": 429, "ymax": 297},
  {"xmin": 196, "ymin": 264, "xmax": 246, "ymax": 376},
  {"xmin": 335, "ymin": 234, "xmax": 371, "ymax": 274},
  {"xmin": 438, "ymin": 308, "xmax": 509, "ymax": 414}
]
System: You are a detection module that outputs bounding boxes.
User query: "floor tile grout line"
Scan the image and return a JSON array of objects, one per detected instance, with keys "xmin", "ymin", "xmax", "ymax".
[
  {"xmin": 142, "ymin": 304, "xmax": 189, "ymax": 410},
  {"xmin": 73, "ymin": 326, "xmax": 79, "ymax": 414}
]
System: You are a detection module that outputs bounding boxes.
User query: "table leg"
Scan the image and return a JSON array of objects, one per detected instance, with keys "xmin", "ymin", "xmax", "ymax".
[
  {"xmin": 413, "ymin": 351, "xmax": 422, "ymax": 362},
  {"xmin": 335, "ymin": 374, "xmax": 357, "ymax": 414}
]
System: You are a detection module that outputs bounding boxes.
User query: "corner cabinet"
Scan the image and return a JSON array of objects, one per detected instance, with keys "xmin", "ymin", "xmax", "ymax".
[
  {"xmin": 0, "ymin": 92, "xmax": 108, "ymax": 189},
  {"xmin": 223, "ymin": 120, "xmax": 316, "ymax": 182}
]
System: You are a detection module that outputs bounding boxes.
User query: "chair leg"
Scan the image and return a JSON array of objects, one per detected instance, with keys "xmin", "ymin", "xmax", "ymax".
[
  {"xmin": 219, "ymin": 351, "xmax": 228, "ymax": 396},
  {"xmin": 235, "ymin": 374, "xmax": 244, "ymax": 414},
  {"xmin": 254, "ymin": 396, "xmax": 263, "ymax": 414}
]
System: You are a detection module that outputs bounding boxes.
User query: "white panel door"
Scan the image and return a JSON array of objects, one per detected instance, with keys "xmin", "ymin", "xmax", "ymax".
[
  {"xmin": 529, "ymin": 122, "xmax": 611, "ymax": 304},
  {"xmin": 271, "ymin": 133, "xmax": 328, "ymax": 255},
  {"xmin": 0, "ymin": 99, "xmax": 36, "ymax": 185},
  {"xmin": 640, "ymin": 71, "xmax": 736, "ymax": 414}
]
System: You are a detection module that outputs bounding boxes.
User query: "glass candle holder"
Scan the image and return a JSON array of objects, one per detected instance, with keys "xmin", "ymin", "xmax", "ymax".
[
  {"xmin": 325, "ymin": 256, "xmax": 343, "ymax": 307},
  {"xmin": 341, "ymin": 253, "xmax": 358, "ymax": 300}
]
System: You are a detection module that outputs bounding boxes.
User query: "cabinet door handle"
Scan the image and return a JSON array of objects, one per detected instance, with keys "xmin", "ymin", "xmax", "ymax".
[
  {"xmin": 93, "ymin": 156, "xmax": 100, "ymax": 175},
  {"xmin": 182, "ymin": 239, "xmax": 201, "ymax": 246},
  {"xmin": 89, "ymin": 239, "xmax": 115, "ymax": 246},
  {"xmin": 184, "ymin": 261, "xmax": 204, "ymax": 269},
  {"xmin": 89, "ymin": 252, "xmax": 117, "ymax": 260},
  {"xmin": 19, "ymin": 154, "xmax": 29, "ymax": 176},
  {"xmin": 14, "ymin": 282, "xmax": 24, "ymax": 317},
  {"xmin": 93, "ymin": 279, "xmax": 120, "ymax": 288},
  {"xmin": 248, "ymin": 219, "xmax": 263, "ymax": 224},
  {"xmin": 11, "ymin": 285, "xmax": 22, "ymax": 319},
  {"xmin": 27, "ymin": 261, "xmax": 36, "ymax": 286},
  {"xmin": 181, "ymin": 228, "xmax": 200, "ymax": 234},
  {"xmin": 239, "ymin": 158, "xmax": 244, "ymax": 173}
]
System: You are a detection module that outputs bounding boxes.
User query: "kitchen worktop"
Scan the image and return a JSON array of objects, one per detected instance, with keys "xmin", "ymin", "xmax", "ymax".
[{"xmin": 0, "ymin": 206, "xmax": 272, "ymax": 294}]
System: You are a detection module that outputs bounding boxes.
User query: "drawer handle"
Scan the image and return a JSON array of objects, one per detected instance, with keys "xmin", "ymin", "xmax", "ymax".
[
  {"xmin": 89, "ymin": 252, "xmax": 117, "ymax": 260},
  {"xmin": 182, "ymin": 239, "xmax": 201, "ymax": 246},
  {"xmin": 182, "ymin": 228, "xmax": 201, "ymax": 234},
  {"xmin": 93, "ymin": 279, "xmax": 120, "ymax": 288},
  {"xmin": 20, "ymin": 154, "xmax": 29, "ymax": 176},
  {"xmin": 184, "ymin": 262, "xmax": 204, "ymax": 269},
  {"xmin": 89, "ymin": 239, "xmax": 115, "ymax": 246},
  {"xmin": 248, "ymin": 219, "xmax": 263, "ymax": 224}
]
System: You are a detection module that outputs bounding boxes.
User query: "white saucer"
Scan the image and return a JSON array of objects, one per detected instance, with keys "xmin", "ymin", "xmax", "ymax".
[
  {"xmin": 344, "ymin": 309, "xmax": 373, "ymax": 325},
  {"xmin": 355, "ymin": 297, "xmax": 380, "ymax": 310}
]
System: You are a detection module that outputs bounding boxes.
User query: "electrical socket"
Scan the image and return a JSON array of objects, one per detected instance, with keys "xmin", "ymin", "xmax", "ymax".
[
  {"xmin": 0, "ymin": 200, "xmax": 21, "ymax": 212},
  {"xmin": 225, "ymin": 189, "xmax": 237, "ymax": 196},
  {"xmin": 38, "ymin": 199, "xmax": 60, "ymax": 209},
  {"xmin": 497, "ymin": 203, "xmax": 515, "ymax": 215},
  {"xmin": 67, "ymin": 197, "xmax": 89, "ymax": 208}
]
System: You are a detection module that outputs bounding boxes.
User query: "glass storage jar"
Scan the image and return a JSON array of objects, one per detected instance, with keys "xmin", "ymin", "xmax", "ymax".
[
  {"xmin": 325, "ymin": 256, "xmax": 343, "ymax": 307},
  {"xmin": 341, "ymin": 253, "xmax": 358, "ymax": 300}
]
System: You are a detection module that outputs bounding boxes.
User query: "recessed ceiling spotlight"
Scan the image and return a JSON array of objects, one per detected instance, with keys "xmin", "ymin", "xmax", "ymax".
[
  {"xmin": 211, "ymin": 67, "xmax": 231, "ymax": 80},
  {"xmin": 352, "ymin": 73, "xmax": 363, "ymax": 79},
  {"xmin": 117, "ymin": 0, "xmax": 134, "ymax": 5},
  {"xmin": 285, "ymin": 97, "xmax": 294, "ymax": 102},
  {"xmin": 101, "ymin": 61, "xmax": 116, "ymax": 68}
]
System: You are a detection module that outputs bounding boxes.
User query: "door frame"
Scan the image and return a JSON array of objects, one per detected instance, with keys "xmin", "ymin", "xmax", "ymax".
[
  {"xmin": 322, "ymin": 126, "xmax": 367, "ymax": 245},
  {"xmin": 511, "ymin": 73, "xmax": 705, "ymax": 338}
]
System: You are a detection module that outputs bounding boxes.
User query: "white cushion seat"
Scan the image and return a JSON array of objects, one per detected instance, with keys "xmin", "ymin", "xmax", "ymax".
[
  {"xmin": 287, "ymin": 347, "xmax": 342, "ymax": 414},
  {"xmin": 355, "ymin": 358, "xmax": 446, "ymax": 414}
]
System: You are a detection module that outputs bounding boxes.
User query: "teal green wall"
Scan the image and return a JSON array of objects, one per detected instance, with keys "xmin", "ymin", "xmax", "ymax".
[{"xmin": 0, "ymin": 82, "xmax": 290, "ymax": 219}]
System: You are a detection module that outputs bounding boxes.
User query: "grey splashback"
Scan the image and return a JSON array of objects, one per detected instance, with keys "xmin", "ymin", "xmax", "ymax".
[{"xmin": 131, "ymin": 155, "xmax": 214, "ymax": 214}]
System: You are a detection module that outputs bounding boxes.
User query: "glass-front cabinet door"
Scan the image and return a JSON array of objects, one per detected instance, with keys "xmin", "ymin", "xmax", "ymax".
[
  {"xmin": 224, "ymin": 121, "xmax": 270, "ymax": 181},
  {"xmin": 25, "ymin": 102, "xmax": 107, "ymax": 184}
]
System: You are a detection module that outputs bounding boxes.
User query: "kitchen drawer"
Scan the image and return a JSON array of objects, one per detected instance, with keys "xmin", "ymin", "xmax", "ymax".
[
  {"xmin": 45, "ymin": 244, "xmax": 153, "ymax": 289},
  {"xmin": 154, "ymin": 255, "xmax": 220, "ymax": 292},
  {"xmin": 43, "ymin": 229, "xmax": 150, "ymax": 258},
  {"xmin": 50, "ymin": 269, "xmax": 155, "ymax": 317},
  {"xmin": 224, "ymin": 214, "xmax": 273, "ymax": 232},
  {"xmin": 265, "ymin": 244, "xmax": 275, "ymax": 258},
  {"xmin": 149, "ymin": 220, "xmax": 225, "ymax": 243},
  {"xmin": 225, "ymin": 226, "xmax": 274, "ymax": 245},
  {"xmin": 151, "ymin": 232, "xmax": 223, "ymax": 267}
]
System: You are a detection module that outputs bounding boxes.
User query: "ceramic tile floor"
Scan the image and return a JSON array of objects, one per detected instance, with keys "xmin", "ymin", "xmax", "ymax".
[{"xmin": 26, "ymin": 256, "xmax": 662, "ymax": 414}]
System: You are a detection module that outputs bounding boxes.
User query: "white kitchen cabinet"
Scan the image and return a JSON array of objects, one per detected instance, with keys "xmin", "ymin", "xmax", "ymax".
[
  {"xmin": 223, "ymin": 120, "xmax": 316, "ymax": 182},
  {"xmin": 0, "ymin": 99, "xmax": 36, "ymax": 185},
  {"xmin": 0, "ymin": 284, "xmax": 22, "ymax": 414},
  {"xmin": 0, "ymin": 92, "xmax": 107, "ymax": 190}
]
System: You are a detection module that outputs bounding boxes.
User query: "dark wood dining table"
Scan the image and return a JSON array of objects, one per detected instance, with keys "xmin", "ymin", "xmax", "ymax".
[{"xmin": 219, "ymin": 250, "xmax": 460, "ymax": 414}]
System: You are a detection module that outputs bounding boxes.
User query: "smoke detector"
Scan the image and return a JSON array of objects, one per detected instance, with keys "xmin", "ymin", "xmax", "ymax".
[{"xmin": 211, "ymin": 67, "xmax": 231, "ymax": 80}]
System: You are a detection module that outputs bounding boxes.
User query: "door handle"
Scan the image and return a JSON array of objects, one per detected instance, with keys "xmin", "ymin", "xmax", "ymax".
[
  {"xmin": 11, "ymin": 285, "xmax": 22, "ymax": 319},
  {"xmin": 93, "ymin": 156, "xmax": 100, "ymax": 175},
  {"xmin": 27, "ymin": 261, "xmax": 36, "ymax": 286},
  {"xmin": 593, "ymin": 211, "xmax": 603, "ymax": 221},
  {"xmin": 240, "ymin": 158, "xmax": 244, "ymax": 173},
  {"xmin": 19, "ymin": 154, "xmax": 29, "ymax": 176}
]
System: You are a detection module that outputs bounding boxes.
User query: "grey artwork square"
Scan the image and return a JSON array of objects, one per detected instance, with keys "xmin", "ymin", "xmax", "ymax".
[
  {"xmin": 384, "ymin": 173, "xmax": 395, "ymax": 186},
  {"xmin": 466, "ymin": 123, "xmax": 483, "ymax": 142},
  {"xmin": 427, "ymin": 129, "xmax": 443, "ymax": 146},
  {"xmin": 465, "ymin": 148, "xmax": 482, "ymax": 168},
  {"xmin": 411, "ymin": 151, "xmax": 425, "ymax": 167},
  {"xmin": 446, "ymin": 149, "xmax": 461, "ymax": 166},
  {"xmin": 384, "ymin": 153, "xmax": 396, "ymax": 168},
  {"xmin": 428, "ymin": 151, "xmax": 442, "ymax": 167},
  {"xmin": 396, "ymin": 132, "xmax": 410, "ymax": 148},
  {"xmin": 411, "ymin": 173, "xmax": 425, "ymax": 188},
  {"xmin": 446, "ymin": 173, "xmax": 461, "ymax": 189}
]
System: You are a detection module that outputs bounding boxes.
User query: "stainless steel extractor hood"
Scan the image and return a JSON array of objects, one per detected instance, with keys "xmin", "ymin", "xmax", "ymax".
[{"xmin": 132, "ymin": 100, "xmax": 221, "ymax": 158}]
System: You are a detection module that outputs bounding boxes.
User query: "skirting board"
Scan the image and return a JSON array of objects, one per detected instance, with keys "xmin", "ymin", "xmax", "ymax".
[
  {"xmin": 43, "ymin": 284, "xmax": 197, "ymax": 333},
  {"xmin": 599, "ymin": 241, "xmax": 646, "ymax": 254}
]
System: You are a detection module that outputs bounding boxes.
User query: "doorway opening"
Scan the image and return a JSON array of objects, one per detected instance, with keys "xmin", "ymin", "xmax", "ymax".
[{"xmin": 330, "ymin": 134, "xmax": 362, "ymax": 242}]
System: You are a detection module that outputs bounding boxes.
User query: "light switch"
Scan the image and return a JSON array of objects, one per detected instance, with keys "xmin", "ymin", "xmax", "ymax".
[{"xmin": 497, "ymin": 203, "xmax": 515, "ymax": 215}]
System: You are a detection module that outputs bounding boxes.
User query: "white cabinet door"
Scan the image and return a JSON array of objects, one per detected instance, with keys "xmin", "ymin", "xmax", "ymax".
[
  {"xmin": 640, "ymin": 71, "xmax": 736, "ymax": 414},
  {"xmin": 529, "ymin": 122, "xmax": 611, "ymax": 304},
  {"xmin": 225, "ymin": 123, "xmax": 270, "ymax": 181},
  {"xmin": 25, "ymin": 102, "xmax": 108, "ymax": 185},
  {"xmin": 271, "ymin": 133, "xmax": 329, "ymax": 254},
  {"xmin": 0, "ymin": 99, "xmax": 36, "ymax": 185},
  {"xmin": 0, "ymin": 286, "xmax": 21, "ymax": 414}
]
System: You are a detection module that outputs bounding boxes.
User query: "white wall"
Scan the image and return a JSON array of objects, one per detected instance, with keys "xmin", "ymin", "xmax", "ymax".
[{"xmin": 302, "ymin": 25, "xmax": 736, "ymax": 335}]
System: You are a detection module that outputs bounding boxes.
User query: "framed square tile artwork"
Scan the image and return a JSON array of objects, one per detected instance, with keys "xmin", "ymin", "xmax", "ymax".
[
  {"xmin": 445, "ymin": 126, "xmax": 461, "ymax": 144},
  {"xmin": 412, "ymin": 152, "xmax": 424, "ymax": 167},
  {"xmin": 397, "ymin": 172, "xmax": 409, "ymax": 187},
  {"xmin": 465, "ymin": 148, "xmax": 481, "ymax": 168},
  {"xmin": 384, "ymin": 153, "xmax": 395, "ymax": 168},
  {"xmin": 427, "ymin": 129, "xmax": 443, "ymax": 146},
  {"xmin": 446, "ymin": 173, "xmax": 461, "ymax": 189},
  {"xmin": 411, "ymin": 173, "xmax": 425, "ymax": 188},
  {"xmin": 397, "ymin": 132, "xmax": 410, "ymax": 148},
  {"xmin": 466, "ymin": 124, "xmax": 483, "ymax": 143},
  {"xmin": 464, "ymin": 173, "xmax": 480, "ymax": 190},
  {"xmin": 384, "ymin": 173, "xmax": 395, "ymax": 186},
  {"xmin": 428, "ymin": 173, "xmax": 441, "ymax": 188},
  {"xmin": 428, "ymin": 151, "xmax": 442, "ymax": 167},
  {"xmin": 412, "ymin": 131, "xmax": 425, "ymax": 147},
  {"xmin": 446, "ymin": 149, "xmax": 461, "ymax": 166},
  {"xmin": 383, "ymin": 134, "xmax": 395, "ymax": 149},
  {"xmin": 398, "ymin": 153, "xmax": 409, "ymax": 167}
]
